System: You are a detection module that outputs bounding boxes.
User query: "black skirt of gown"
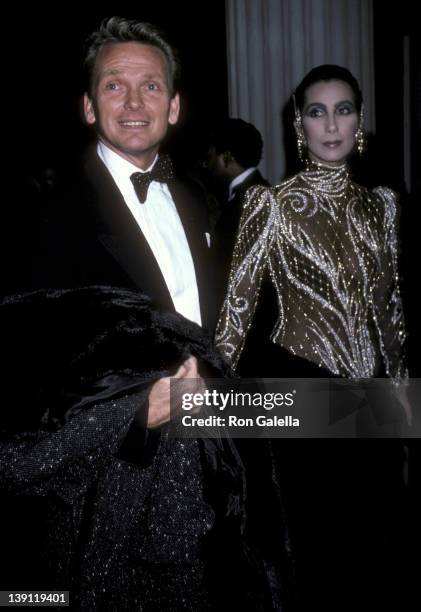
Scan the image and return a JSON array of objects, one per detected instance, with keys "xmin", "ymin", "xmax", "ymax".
[{"xmin": 238, "ymin": 338, "xmax": 411, "ymax": 610}]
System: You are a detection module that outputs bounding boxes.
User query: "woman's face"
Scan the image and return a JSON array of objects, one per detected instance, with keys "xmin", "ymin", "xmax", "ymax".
[{"xmin": 301, "ymin": 79, "xmax": 359, "ymax": 165}]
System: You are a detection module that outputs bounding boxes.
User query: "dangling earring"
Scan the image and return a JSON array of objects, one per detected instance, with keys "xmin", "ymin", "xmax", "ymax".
[
  {"xmin": 294, "ymin": 110, "xmax": 306, "ymax": 162},
  {"xmin": 355, "ymin": 105, "xmax": 366, "ymax": 156},
  {"xmin": 292, "ymin": 93, "xmax": 306, "ymax": 162}
]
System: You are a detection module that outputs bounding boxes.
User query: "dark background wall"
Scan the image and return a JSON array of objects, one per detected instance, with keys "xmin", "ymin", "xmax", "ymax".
[{"xmin": 372, "ymin": 1, "xmax": 420, "ymax": 376}]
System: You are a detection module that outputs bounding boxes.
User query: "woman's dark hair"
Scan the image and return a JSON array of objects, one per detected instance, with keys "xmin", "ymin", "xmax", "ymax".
[
  {"xmin": 294, "ymin": 64, "xmax": 363, "ymax": 113},
  {"xmin": 84, "ymin": 16, "xmax": 180, "ymax": 97}
]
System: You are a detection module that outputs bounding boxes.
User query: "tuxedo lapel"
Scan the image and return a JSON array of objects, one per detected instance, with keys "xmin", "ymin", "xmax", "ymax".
[{"xmin": 83, "ymin": 151, "xmax": 174, "ymax": 313}]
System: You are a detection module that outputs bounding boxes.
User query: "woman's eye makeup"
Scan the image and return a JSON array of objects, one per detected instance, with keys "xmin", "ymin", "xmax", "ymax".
[
  {"xmin": 305, "ymin": 102, "xmax": 356, "ymax": 117},
  {"xmin": 336, "ymin": 102, "xmax": 355, "ymax": 114},
  {"xmin": 305, "ymin": 105, "xmax": 325, "ymax": 117}
]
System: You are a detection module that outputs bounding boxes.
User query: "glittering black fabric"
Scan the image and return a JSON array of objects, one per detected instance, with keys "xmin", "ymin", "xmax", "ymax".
[{"xmin": 0, "ymin": 287, "xmax": 288, "ymax": 610}]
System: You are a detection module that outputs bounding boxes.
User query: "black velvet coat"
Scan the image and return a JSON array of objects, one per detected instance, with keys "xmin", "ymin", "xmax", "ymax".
[{"xmin": 0, "ymin": 287, "xmax": 290, "ymax": 610}]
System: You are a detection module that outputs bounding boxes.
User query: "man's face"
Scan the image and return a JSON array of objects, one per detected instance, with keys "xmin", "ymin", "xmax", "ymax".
[
  {"xmin": 206, "ymin": 146, "xmax": 229, "ymax": 182},
  {"xmin": 84, "ymin": 42, "xmax": 180, "ymax": 169}
]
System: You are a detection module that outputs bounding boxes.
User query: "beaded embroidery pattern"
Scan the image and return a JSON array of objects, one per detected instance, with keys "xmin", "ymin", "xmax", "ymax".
[{"xmin": 216, "ymin": 161, "xmax": 406, "ymax": 380}]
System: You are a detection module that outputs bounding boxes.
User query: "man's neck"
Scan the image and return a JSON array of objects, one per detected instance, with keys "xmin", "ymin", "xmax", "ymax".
[
  {"xmin": 98, "ymin": 139, "xmax": 159, "ymax": 171},
  {"xmin": 98, "ymin": 141, "xmax": 158, "ymax": 175}
]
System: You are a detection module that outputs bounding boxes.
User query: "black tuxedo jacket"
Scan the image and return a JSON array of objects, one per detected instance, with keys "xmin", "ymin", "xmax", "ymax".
[{"xmin": 32, "ymin": 147, "xmax": 218, "ymax": 330}]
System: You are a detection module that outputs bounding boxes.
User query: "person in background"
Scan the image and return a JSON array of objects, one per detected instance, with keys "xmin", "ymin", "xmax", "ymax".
[{"xmin": 206, "ymin": 118, "xmax": 269, "ymax": 292}]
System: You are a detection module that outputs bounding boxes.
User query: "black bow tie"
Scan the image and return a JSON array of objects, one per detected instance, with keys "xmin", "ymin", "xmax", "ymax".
[{"xmin": 130, "ymin": 155, "xmax": 175, "ymax": 203}]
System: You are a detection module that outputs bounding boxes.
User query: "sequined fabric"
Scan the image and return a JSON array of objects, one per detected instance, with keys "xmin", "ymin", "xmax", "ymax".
[
  {"xmin": 1, "ymin": 391, "xmax": 216, "ymax": 610},
  {"xmin": 216, "ymin": 161, "xmax": 406, "ymax": 380}
]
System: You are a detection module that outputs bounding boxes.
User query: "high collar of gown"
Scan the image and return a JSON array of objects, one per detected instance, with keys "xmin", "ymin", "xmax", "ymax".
[{"xmin": 302, "ymin": 159, "xmax": 351, "ymax": 196}]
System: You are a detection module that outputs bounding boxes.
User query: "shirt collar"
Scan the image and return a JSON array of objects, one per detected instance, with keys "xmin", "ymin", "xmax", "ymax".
[
  {"xmin": 228, "ymin": 167, "xmax": 257, "ymax": 200},
  {"xmin": 97, "ymin": 141, "xmax": 158, "ymax": 178}
]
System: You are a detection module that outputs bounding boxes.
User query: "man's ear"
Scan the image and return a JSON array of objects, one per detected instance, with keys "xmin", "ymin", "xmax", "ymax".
[
  {"xmin": 168, "ymin": 93, "xmax": 180, "ymax": 126},
  {"xmin": 83, "ymin": 93, "xmax": 96, "ymax": 126}
]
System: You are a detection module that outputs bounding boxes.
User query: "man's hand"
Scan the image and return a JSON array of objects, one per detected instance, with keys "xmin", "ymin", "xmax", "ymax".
[{"xmin": 147, "ymin": 356, "xmax": 205, "ymax": 429}]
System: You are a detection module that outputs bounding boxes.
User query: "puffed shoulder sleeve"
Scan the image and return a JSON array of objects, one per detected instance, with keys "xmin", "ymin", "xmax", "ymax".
[
  {"xmin": 371, "ymin": 186, "xmax": 407, "ymax": 383},
  {"xmin": 215, "ymin": 185, "xmax": 275, "ymax": 369}
]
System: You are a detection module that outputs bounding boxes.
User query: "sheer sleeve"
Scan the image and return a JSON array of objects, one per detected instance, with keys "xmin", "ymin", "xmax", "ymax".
[
  {"xmin": 371, "ymin": 187, "xmax": 407, "ymax": 382},
  {"xmin": 215, "ymin": 186, "xmax": 275, "ymax": 369}
]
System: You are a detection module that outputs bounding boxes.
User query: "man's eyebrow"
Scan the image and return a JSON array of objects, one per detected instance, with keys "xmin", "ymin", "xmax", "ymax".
[
  {"xmin": 99, "ymin": 69, "xmax": 165, "ymax": 80},
  {"xmin": 141, "ymin": 73, "xmax": 166, "ymax": 81},
  {"xmin": 100, "ymin": 68, "xmax": 122, "ymax": 77}
]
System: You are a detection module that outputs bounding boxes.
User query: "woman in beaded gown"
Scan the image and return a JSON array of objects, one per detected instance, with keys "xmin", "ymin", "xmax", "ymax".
[
  {"xmin": 216, "ymin": 65, "xmax": 407, "ymax": 387},
  {"xmin": 216, "ymin": 65, "xmax": 411, "ymax": 610}
]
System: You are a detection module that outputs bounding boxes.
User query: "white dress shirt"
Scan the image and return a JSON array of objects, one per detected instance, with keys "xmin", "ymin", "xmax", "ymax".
[
  {"xmin": 228, "ymin": 167, "xmax": 257, "ymax": 201},
  {"xmin": 97, "ymin": 142, "xmax": 202, "ymax": 326}
]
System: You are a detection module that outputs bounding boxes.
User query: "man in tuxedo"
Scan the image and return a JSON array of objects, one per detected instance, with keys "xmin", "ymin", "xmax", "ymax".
[
  {"xmin": 1, "ymin": 21, "xmax": 292, "ymax": 606},
  {"xmin": 36, "ymin": 17, "xmax": 216, "ymax": 333},
  {"xmin": 206, "ymin": 118, "xmax": 270, "ymax": 295},
  {"xmin": 2, "ymin": 18, "xmax": 247, "ymax": 608},
  {"xmin": 20, "ymin": 16, "xmax": 220, "ymax": 427}
]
